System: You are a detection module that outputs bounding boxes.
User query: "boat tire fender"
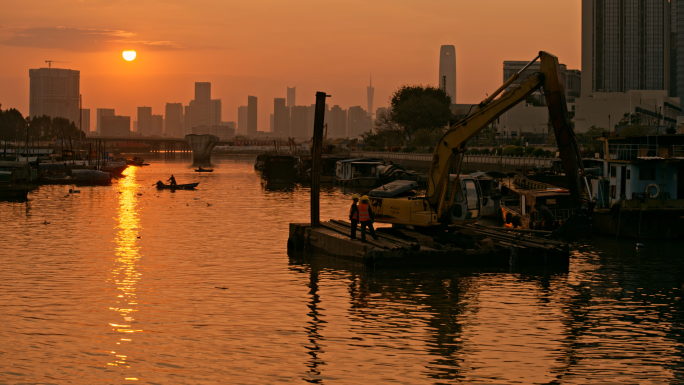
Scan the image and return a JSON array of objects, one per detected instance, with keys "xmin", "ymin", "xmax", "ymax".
[{"xmin": 645, "ymin": 183, "xmax": 659, "ymax": 199}]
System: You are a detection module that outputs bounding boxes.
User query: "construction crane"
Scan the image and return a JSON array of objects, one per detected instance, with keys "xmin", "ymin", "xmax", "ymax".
[
  {"xmin": 45, "ymin": 60, "xmax": 70, "ymax": 68},
  {"xmin": 370, "ymin": 51, "xmax": 590, "ymax": 228}
]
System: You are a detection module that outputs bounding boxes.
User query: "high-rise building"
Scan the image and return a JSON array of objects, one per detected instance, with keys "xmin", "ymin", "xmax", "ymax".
[
  {"xmin": 29, "ymin": 67, "xmax": 80, "ymax": 124},
  {"xmin": 165, "ymin": 103, "xmax": 184, "ymax": 138},
  {"xmin": 151, "ymin": 114, "xmax": 163, "ymax": 136},
  {"xmin": 184, "ymin": 105, "xmax": 194, "ymax": 136},
  {"xmin": 101, "ymin": 115, "xmax": 130, "ymax": 136},
  {"xmin": 274, "ymin": 98, "xmax": 290, "ymax": 135},
  {"xmin": 290, "ymin": 105, "xmax": 309, "ymax": 138},
  {"xmin": 81, "ymin": 108, "xmax": 90, "ymax": 132},
  {"xmin": 675, "ymin": 0, "xmax": 684, "ymax": 98},
  {"xmin": 137, "ymin": 107, "xmax": 152, "ymax": 135},
  {"xmin": 581, "ymin": 0, "xmax": 670, "ymax": 95},
  {"xmin": 210, "ymin": 99, "xmax": 222, "ymax": 126},
  {"xmin": 375, "ymin": 107, "xmax": 390, "ymax": 120},
  {"xmin": 438, "ymin": 45, "xmax": 457, "ymax": 103},
  {"xmin": 329, "ymin": 105, "xmax": 347, "ymax": 138},
  {"xmin": 247, "ymin": 96, "xmax": 258, "ymax": 136},
  {"xmin": 503, "ymin": 61, "xmax": 581, "ymax": 107},
  {"xmin": 287, "ymin": 87, "xmax": 296, "ymax": 107},
  {"xmin": 96, "ymin": 108, "xmax": 115, "ymax": 134},
  {"xmin": 237, "ymin": 105, "xmax": 248, "ymax": 135},
  {"xmin": 367, "ymin": 75, "xmax": 374, "ymax": 120},
  {"xmin": 347, "ymin": 106, "xmax": 369, "ymax": 138},
  {"xmin": 193, "ymin": 82, "xmax": 211, "ymax": 127},
  {"xmin": 221, "ymin": 121, "xmax": 236, "ymax": 130}
]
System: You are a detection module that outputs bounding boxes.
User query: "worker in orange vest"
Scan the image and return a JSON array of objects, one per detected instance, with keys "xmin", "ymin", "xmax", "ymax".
[
  {"xmin": 358, "ymin": 195, "xmax": 379, "ymax": 242},
  {"xmin": 349, "ymin": 194, "xmax": 359, "ymax": 239}
]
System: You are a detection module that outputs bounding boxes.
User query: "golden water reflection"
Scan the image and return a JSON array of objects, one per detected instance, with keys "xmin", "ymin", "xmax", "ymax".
[{"xmin": 107, "ymin": 167, "xmax": 143, "ymax": 377}]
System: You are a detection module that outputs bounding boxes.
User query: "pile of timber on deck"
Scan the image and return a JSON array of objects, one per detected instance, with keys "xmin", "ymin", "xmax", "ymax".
[{"xmin": 454, "ymin": 223, "xmax": 568, "ymax": 253}]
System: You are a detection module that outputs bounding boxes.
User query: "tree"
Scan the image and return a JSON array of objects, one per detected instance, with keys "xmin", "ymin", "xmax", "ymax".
[
  {"xmin": 532, "ymin": 148, "xmax": 545, "ymax": 157},
  {"xmin": 411, "ymin": 128, "xmax": 443, "ymax": 148},
  {"xmin": 362, "ymin": 112, "xmax": 404, "ymax": 150},
  {"xmin": 390, "ymin": 85, "xmax": 452, "ymax": 140},
  {"xmin": 0, "ymin": 107, "xmax": 27, "ymax": 142}
]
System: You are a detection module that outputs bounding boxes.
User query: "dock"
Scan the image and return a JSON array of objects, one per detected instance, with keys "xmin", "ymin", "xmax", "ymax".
[{"xmin": 288, "ymin": 220, "xmax": 570, "ymax": 269}]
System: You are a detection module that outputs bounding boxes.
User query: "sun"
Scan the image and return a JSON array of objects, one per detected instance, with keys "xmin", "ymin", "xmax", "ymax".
[{"xmin": 123, "ymin": 51, "xmax": 137, "ymax": 61}]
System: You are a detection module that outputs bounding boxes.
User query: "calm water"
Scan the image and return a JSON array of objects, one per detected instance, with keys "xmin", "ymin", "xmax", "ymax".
[{"xmin": 1, "ymin": 154, "xmax": 683, "ymax": 384}]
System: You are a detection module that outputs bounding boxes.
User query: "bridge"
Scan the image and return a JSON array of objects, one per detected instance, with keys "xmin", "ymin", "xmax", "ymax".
[{"xmin": 85, "ymin": 136, "xmax": 193, "ymax": 153}]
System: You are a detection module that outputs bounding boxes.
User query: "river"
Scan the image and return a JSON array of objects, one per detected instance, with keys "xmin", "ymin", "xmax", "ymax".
[{"xmin": 1, "ymin": 154, "xmax": 683, "ymax": 384}]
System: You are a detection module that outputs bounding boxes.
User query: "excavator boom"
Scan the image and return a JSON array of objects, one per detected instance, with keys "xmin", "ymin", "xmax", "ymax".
[{"xmin": 425, "ymin": 51, "xmax": 588, "ymax": 214}]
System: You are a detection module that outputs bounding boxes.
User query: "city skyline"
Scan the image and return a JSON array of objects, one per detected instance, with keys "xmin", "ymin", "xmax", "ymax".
[{"xmin": 0, "ymin": 1, "xmax": 582, "ymax": 133}]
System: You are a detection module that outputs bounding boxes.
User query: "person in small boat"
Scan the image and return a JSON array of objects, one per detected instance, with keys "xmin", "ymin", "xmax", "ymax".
[
  {"xmin": 167, "ymin": 175, "xmax": 177, "ymax": 186},
  {"xmin": 198, "ymin": 167, "xmax": 204, "ymax": 171},
  {"xmin": 359, "ymin": 195, "xmax": 379, "ymax": 242},
  {"xmin": 534, "ymin": 203, "xmax": 555, "ymax": 231},
  {"xmin": 349, "ymin": 194, "xmax": 359, "ymax": 239}
]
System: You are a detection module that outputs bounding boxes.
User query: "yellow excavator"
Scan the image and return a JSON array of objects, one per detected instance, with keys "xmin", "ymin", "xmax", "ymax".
[{"xmin": 370, "ymin": 51, "xmax": 591, "ymax": 227}]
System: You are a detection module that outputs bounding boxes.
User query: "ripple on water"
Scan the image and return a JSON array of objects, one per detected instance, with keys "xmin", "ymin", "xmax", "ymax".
[{"xmin": 1, "ymin": 154, "xmax": 683, "ymax": 384}]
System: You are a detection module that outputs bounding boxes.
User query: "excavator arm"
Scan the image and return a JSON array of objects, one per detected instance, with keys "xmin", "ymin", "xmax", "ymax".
[{"xmin": 426, "ymin": 51, "xmax": 589, "ymax": 218}]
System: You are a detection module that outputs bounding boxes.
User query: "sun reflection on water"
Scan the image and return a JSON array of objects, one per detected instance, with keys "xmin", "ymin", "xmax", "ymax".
[{"xmin": 107, "ymin": 167, "xmax": 143, "ymax": 373}]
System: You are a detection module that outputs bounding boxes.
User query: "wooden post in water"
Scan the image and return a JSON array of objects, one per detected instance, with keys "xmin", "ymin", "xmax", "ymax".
[{"xmin": 311, "ymin": 91, "xmax": 330, "ymax": 228}]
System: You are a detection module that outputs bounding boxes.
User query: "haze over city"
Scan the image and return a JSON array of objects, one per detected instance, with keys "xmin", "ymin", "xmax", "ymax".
[{"xmin": 0, "ymin": 0, "xmax": 580, "ymax": 130}]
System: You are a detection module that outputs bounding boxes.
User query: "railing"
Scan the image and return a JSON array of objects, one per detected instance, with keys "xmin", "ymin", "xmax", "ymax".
[
  {"xmin": 350, "ymin": 151, "xmax": 558, "ymax": 167},
  {"xmin": 608, "ymin": 144, "xmax": 659, "ymax": 160}
]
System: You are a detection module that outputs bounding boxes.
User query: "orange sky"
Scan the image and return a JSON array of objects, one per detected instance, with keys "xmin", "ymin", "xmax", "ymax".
[{"xmin": 0, "ymin": 0, "xmax": 581, "ymax": 132}]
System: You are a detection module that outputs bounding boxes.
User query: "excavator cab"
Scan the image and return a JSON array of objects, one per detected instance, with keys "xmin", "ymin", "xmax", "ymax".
[{"xmin": 442, "ymin": 175, "xmax": 482, "ymax": 224}]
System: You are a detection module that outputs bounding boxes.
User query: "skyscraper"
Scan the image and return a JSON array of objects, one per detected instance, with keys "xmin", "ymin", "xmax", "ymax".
[
  {"xmin": 287, "ymin": 87, "xmax": 296, "ymax": 107},
  {"xmin": 290, "ymin": 105, "xmax": 308, "ymax": 138},
  {"xmin": 101, "ymin": 115, "xmax": 130, "ymax": 136},
  {"xmin": 581, "ymin": 0, "xmax": 670, "ymax": 95},
  {"xmin": 347, "ymin": 106, "xmax": 369, "ymax": 138},
  {"xmin": 247, "ymin": 96, "xmax": 258, "ymax": 136},
  {"xmin": 165, "ymin": 103, "xmax": 184, "ymax": 138},
  {"xmin": 209, "ymin": 99, "xmax": 222, "ymax": 126},
  {"xmin": 29, "ymin": 67, "xmax": 80, "ymax": 124},
  {"xmin": 274, "ymin": 98, "xmax": 290, "ymax": 136},
  {"xmin": 367, "ymin": 75, "xmax": 374, "ymax": 120},
  {"xmin": 81, "ymin": 109, "xmax": 90, "ymax": 132},
  {"xmin": 438, "ymin": 45, "xmax": 456, "ymax": 103},
  {"xmin": 96, "ymin": 108, "xmax": 115, "ymax": 134},
  {"xmin": 237, "ymin": 106, "xmax": 248, "ymax": 135},
  {"xmin": 193, "ymin": 82, "xmax": 211, "ymax": 127},
  {"xmin": 151, "ymin": 114, "xmax": 163, "ymax": 136},
  {"xmin": 184, "ymin": 105, "xmax": 194, "ymax": 136},
  {"xmin": 329, "ymin": 105, "xmax": 347, "ymax": 138},
  {"xmin": 137, "ymin": 107, "xmax": 152, "ymax": 135}
]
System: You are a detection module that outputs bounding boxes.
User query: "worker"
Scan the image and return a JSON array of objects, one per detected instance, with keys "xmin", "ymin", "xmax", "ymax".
[
  {"xmin": 167, "ymin": 175, "xmax": 177, "ymax": 186},
  {"xmin": 534, "ymin": 203, "xmax": 556, "ymax": 231},
  {"xmin": 349, "ymin": 194, "xmax": 359, "ymax": 239},
  {"xmin": 359, "ymin": 195, "xmax": 379, "ymax": 242}
]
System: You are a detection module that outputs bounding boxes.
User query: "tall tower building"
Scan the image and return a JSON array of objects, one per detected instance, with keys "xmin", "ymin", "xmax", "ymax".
[
  {"xmin": 274, "ymin": 98, "xmax": 290, "ymax": 136},
  {"xmin": 81, "ymin": 109, "xmax": 91, "ymax": 132},
  {"xmin": 165, "ymin": 103, "xmax": 184, "ymax": 138},
  {"xmin": 367, "ymin": 75, "xmax": 374, "ymax": 120},
  {"xmin": 151, "ymin": 114, "xmax": 163, "ymax": 136},
  {"xmin": 96, "ymin": 108, "xmax": 115, "ymax": 134},
  {"xmin": 438, "ymin": 45, "xmax": 456, "ymax": 103},
  {"xmin": 137, "ymin": 107, "xmax": 152, "ymax": 135},
  {"xmin": 290, "ymin": 105, "xmax": 308, "ymax": 138},
  {"xmin": 581, "ymin": 0, "xmax": 670, "ymax": 95},
  {"xmin": 193, "ymin": 82, "xmax": 211, "ymax": 127},
  {"xmin": 29, "ymin": 67, "xmax": 80, "ymax": 123},
  {"xmin": 209, "ymin": 99, "xmax": 222, "ymax": 126},
  {"xmin": 237, "ymin": 106, "xmax": 248, "ymax": 135},
  {"xmin": 247, "ymin": 96, "xmax": 258, "ymax": 136},
  {"xmin": 287, "ymin": 87, "xmax": 296, "ymax": 107}
]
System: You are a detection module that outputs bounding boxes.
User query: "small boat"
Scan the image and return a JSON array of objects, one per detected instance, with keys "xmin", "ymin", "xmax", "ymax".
[
  {"xmin": 126, "ymin": 157, "xmax": 146, "ymax": 167},
  {"xmin": 155, "ymin": 181, "xmax": 199, "ymax": 190},
  {"xmin": 195, "ymin": 168, "xmax": 214, "ymax": 172}
]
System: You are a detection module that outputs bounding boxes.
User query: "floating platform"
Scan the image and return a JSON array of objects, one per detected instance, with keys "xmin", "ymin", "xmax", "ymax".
[{"xmin": 288, "ymin": 220, "xmax": 570, "ymax": 269}]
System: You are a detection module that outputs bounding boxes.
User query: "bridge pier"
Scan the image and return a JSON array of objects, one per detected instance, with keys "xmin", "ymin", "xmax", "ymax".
[{"xmin": 185, "ymin": 134, "xmax": 219, "ymax": 163}]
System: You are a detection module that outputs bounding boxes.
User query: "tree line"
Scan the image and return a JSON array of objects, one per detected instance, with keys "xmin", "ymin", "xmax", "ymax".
[{"xmin": 0, "ymin": 107, "xmax": 86, "ymax": 143}]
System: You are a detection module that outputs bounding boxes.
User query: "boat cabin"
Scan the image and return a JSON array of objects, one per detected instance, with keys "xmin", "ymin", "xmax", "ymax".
[
  {"xmin": 593, "ymin": 134, "xmax": 684, "ymax": 208},
  {"xmin": 334, "ymin": 159, "xmax": 383, "ymax": 186}
]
